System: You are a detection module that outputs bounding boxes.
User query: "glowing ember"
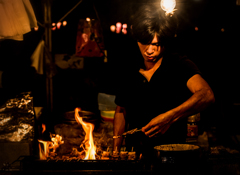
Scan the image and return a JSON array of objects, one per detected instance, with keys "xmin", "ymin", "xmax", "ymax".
[{"xmin": 75, "ymin": 108, "xmax": 96, "ymax": 160}]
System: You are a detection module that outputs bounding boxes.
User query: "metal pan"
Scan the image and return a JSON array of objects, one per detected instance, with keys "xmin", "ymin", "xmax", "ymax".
[{"xmin": 153, "ymin": 144, "xmax": 201, "ymax": 163}]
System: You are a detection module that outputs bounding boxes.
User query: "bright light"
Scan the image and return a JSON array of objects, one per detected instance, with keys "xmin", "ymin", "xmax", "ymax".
[
  {"xmin": 122, "ymin": 28, "xmax": 127, "ymax": 35},
  {"xmin": 122, "ymin": 24, "xmax": 127, "ymax": 34},
  {"xmin": 52, "ymin": 23, "xmax": 56, "ymax": 26},
  {"xmin": 86, "ymin": 17, "xmax": 91, "ymax": 22},
  {"xmin": 116, "ymin": 22, "xmax": 122, "ymax": 34},
  {"xmin": 110, "ymin": 25, "xmax": 116, "ymax": 32},
  {"xmin": 57, "ymin": 22, "xmax": 61, "ymax": 29},
  {"xmin": 160, "ymin": 0, "xmax": 176, "ymax": 16},
  {"xmin": 63, "ymin": 21, "xmax": 67, "ymax": 26},
  {"xmin": 34, "ymin": 27, "xmax": 39, "ymax": 31}
]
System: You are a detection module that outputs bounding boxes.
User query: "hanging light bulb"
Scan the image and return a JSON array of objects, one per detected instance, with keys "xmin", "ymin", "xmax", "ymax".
[{"xmin": 160, "ymin": 0, "xmax": 177, "ymax": 16}]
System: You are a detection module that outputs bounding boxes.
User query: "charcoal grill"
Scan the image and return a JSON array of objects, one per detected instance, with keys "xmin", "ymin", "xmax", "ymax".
[{"xmin": 20, "ymin": 156, "xmax": 164, "ymax": 175}]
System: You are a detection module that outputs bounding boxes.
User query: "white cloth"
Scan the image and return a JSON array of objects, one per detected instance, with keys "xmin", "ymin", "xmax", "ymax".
[
  {"xmin": 0, "ymin": 0, "xmax": 38, "ymax": 40},
  {"xmin": 31, "ymin": 40, "xmax": 44, "ymax": 75}
]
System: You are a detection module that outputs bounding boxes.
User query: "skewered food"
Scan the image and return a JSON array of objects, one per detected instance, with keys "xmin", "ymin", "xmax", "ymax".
[
  {"xmin": 113, "ymin": 128, "xmax": 142, "ymax": 138},
  {"xmin": 112, "ymin": 147, "xmax": 119, "ymax": 158},
  {"xmin": 101, "ymin": 151, "xmax": 110, "ymax": 160},
  {"xmin": 120, "ymin": 151, "xmax": 128, "ymax": 159},
  {"xmin": 112, "ymin": 150, "xmax": 119, "ymax": 158},
  {"xmin": 128, "ymin": 152, "xmax": 136, "ymax": 160}
]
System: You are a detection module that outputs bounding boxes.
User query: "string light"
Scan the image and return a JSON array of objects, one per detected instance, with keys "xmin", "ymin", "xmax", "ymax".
[
  {"xmin": 57, "ymin": 22, "xmax": 61, "ymax": 29},
  {"xmin": 116, "ymin": 22, "xmax": 122, "ymax": 34},
  {"xmin": 110, "ymin": 25, "xmax": 116, "ymax": 32},
  {"xmin": 63, "ymin": 21, "xmax": 67, "ymax": 26},
  {"xmin": 122, "ymin": 24, "xmax": 127, "ymax": 35}
]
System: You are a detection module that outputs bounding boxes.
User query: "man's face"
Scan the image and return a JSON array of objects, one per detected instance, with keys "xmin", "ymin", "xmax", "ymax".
[{"xmin": 137, "ymin": 33, "xmax": 163, "ymax": 63}]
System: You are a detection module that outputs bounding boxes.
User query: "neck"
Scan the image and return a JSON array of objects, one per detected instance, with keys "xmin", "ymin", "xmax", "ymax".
[{"xmin": 144, "ymin": 57, "xmax": 163, "ymax": 71}]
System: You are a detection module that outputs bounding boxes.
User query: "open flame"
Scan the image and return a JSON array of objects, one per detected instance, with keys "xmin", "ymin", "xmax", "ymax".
[
  {"xmin": 42, "ymin": 123, "xmax": 46, "ymax": 133},
  {"xmin": 38, "ymin": 124, "xmax": 64, "ymax": 160},
  {"xmin": 38, "ymin": 108, "xmax": 97, "ymax": 160},
  {"xmin": 38, "ymin": 140, "xmax": 50, "ymax": 160},
  {"xmin": 75, "ymin": 107, "xmax": 96, "ymax": 160}
]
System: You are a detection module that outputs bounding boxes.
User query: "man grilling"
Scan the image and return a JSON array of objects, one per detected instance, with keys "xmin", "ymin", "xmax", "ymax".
[{"xmin": 113, "ymin": 3, "xmax": 215, "ymax": 157}]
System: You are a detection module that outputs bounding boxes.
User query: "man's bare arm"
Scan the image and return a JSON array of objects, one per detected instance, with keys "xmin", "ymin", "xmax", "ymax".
[
  {"xmin": 113, "ymin": 105, "xmax": 126, "ymax": 151},
  {"xmin": 142, "ymin": 74, "xmax": 215, "ymax": 137}
]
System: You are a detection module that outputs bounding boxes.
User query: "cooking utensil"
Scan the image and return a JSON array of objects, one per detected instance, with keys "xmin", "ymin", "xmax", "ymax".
[
  {"xmin": 113, "ymin": 128, "xmax": 142, "ymax": 138},
  {"xmin": 153, "ymin": 144, "xmax": 201, "ymax": 163}
]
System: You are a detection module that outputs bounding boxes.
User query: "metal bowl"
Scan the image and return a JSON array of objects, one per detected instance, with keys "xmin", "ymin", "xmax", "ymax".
[{"xmin": 154, "ymin": 144, "xmax": 201, "ymax": 163}]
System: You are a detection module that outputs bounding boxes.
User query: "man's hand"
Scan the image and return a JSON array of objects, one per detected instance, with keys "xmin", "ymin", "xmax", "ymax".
[
  {"xmin": 142, "ymin": 111, "xmax": 177, "ymax": 137},
  {"xmin": 142, "ymin": 74, "xmax": 215, "ymax": 138}
]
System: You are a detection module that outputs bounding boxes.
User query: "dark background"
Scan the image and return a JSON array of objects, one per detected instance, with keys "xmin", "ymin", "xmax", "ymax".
[{"xmin": 1, "ymin": 0, "xmax": 240, "ymax": 144}]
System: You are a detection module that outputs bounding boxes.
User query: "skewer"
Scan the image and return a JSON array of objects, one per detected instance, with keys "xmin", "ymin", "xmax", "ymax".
[
  {"xmin": 120, "ymin": 147, "xmax": 128, "ymax": 160},
  {"xmin": 128, "ymin": 147, "xmax": 136, "ymax": 160},
  {"xmin": 101, "ymin": 147, "xmax": 110, "ymax": 159},
  {"xmin": 113, "ymin": 128, "xmax": 142, "ymax": 138},
  {"xmin": 112, "ymin": 146, "xmax": 119, "ymax": 158}
]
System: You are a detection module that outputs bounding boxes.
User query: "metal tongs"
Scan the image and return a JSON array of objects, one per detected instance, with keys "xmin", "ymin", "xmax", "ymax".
[{"xmin": 113, "ymin": 128, "xmax": 142, "ymax": 138}]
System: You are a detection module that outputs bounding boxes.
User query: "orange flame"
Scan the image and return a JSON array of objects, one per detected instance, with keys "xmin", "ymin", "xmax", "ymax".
[
  {"xmin": 42, "ymin": 124, "xmax": 46, "ymax": 133},
  {"xmin": 38, "ymin": 134, "xmax": 64, "ymax": 160},
  {"xmin": 39, "ymin": 122, "xmax": 64, "ymax": 160},
  {"xmin": 50, "ymin": 134, "xmax": 64, "ymax": 152},
  {"xmin": 38, "ymin": 140, "xmax": 50, "ymax": 160},
  {"xmin": 75, "ymin": 108, "xmax": 96, "ymax": 160}
]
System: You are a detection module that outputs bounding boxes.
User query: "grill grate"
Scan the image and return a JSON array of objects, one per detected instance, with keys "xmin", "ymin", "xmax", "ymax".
[{"xmin": 20, "ymin": 156, "xmax": 158, "ymax": 172}]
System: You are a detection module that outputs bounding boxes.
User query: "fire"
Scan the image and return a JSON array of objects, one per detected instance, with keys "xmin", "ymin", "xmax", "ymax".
[
  {"xmin": 42, "ymin": 124, "xmax": 46, "ymax": 133},
  {"xmin": 38, "ymin": 140, "xmax": 50, "ymax": 160},
  {"xmin": 38, "ymin": 123, "xmax": 64, "ymax": 160},
  {"xmin": 38, "ymin": 134, "xmax": 64, "ymax": 160},
  {"xmin": 75, "ymin": 108, "xmax": 96, "ymax": 160},
  {"xmin": 38, "ymin": 108, "xmax": 97, "ymax": 160}
]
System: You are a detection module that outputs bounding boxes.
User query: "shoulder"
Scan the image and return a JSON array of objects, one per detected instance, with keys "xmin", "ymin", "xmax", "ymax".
[
  {"xmin": 163, "ymin": 53, "xmax": 202, "ymax": 82},
  {"xmin": 168, "ymin": 53, "xmax": 200, "ymax": 72}
]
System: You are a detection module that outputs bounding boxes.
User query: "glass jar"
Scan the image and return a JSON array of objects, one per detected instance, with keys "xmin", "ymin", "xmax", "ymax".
[{"xmin": 186, "ymin": 113, "xmax": 200, "ymax": 143}]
